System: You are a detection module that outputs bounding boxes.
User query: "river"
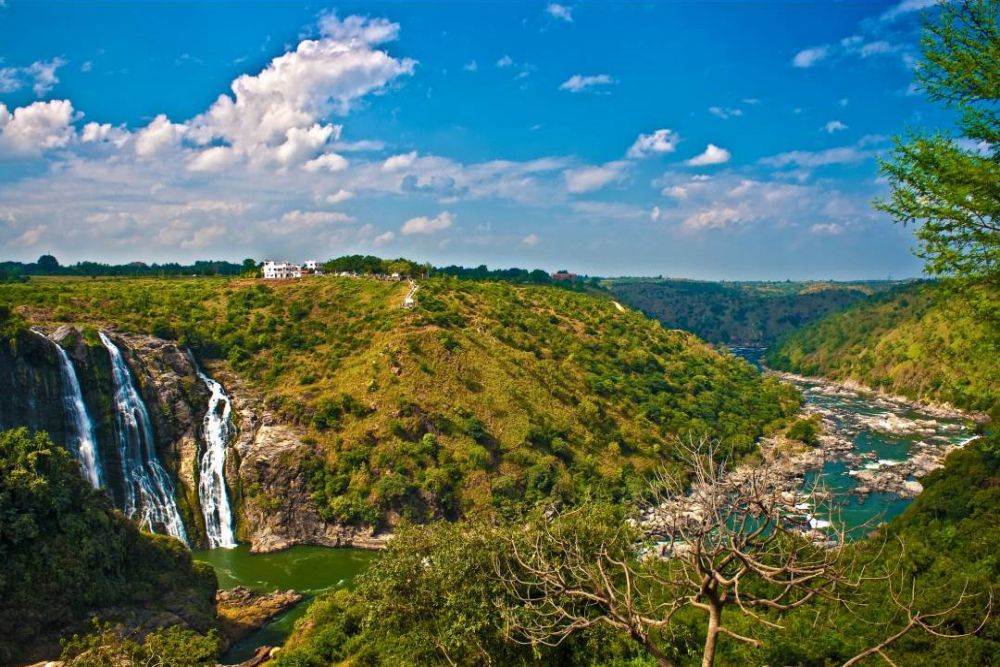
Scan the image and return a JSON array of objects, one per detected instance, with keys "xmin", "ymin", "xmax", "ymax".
[
  {"xmin": 192, "ymin": 545, "xmax": 376, "ymax": 663},
  {"xmin": 730, "ymin": 347, "xmax": 976, "ymax": 531}
]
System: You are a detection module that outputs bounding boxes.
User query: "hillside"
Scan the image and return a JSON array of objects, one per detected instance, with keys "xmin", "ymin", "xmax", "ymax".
[
  {"xmin": 605, "ymin": 278, "xmax": 893, "ymax": 346},
  {"xmin": 0, "ymin": 428, "xmax": 218, "ymax": 664},
  {"xmin": 0, "ymin": 275, "xmax": 798, "ymax": 533},
  {"xmin": 766, "ymin": 283, "xmax": 999, "ymax": 413}
]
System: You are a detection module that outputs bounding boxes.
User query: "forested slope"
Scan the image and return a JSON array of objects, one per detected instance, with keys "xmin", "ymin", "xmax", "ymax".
[
  {"xmin": 0, "ymin": 275, "xmax": 798, "ymax": 527},
  {"xmin": 606, "ymin": 278, "xmax": 884, "ymax": 345},
  {"xmin": 0, "ymin": 428, "xmax": 218, "ymax": 664},
  {"xmin": 766, "ymin": 283, "xmax": 998, "ymax": 412}
]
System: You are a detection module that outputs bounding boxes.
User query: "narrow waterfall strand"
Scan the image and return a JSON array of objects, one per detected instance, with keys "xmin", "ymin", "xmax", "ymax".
[
  {"xmin": 53, "ymin": 340, "xmax": 104, "ymax": 488},
  {"xmin": 191, "ymin": 353, "xmax": 237, "ymax": 548}
]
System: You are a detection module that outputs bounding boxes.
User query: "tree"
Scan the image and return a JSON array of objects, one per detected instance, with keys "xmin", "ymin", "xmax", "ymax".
[
  {"xmin": 495, "ymin": 438, "xmax": 991, "ymax": 667},
  {"xmin": 876, "ymin": 0, "xmax": 999, "ymax": 297},
  {"xmin": 242, "ymin": 258, "xmax": 259, "ymax": 275},
  {"xmin": 36, "ymin": 254, "xmax": 60, "ymax": 272}
]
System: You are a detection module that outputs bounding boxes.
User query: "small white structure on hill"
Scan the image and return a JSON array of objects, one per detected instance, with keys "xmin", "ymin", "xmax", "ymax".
[
  {"xmin": 262, "ymin": 259, "xmax": 323, "ymax": 279},
  {"xmin": 263, "ymin": 260, "xmax": 301, "ymax": 279}
]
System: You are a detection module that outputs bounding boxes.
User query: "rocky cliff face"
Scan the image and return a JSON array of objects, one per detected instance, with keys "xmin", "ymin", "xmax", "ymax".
[
  {"xmin": 213, "ymin": 369, "xmax": 386, "ymax": 553},
  {"xmin": 0, "ymin": 329, "xmax": 69, "ymax": 446},
  {"xmin": 1, "ymin": 326, "xmax": 378, "ymax": 552}
]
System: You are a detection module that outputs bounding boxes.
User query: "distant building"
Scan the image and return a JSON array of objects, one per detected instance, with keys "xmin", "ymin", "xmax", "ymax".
[
  {"xmin": 262, "ymin": 260, "xmax": 302, "ymax": 279},
  {"xmin": 551, "ymin": 270, "xmax": 578, "ymax": 281}
]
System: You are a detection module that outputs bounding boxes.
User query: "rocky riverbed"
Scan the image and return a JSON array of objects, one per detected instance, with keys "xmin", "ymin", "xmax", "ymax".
[{"xmin": 642, "ymin": 357, "xmax": 978, "ymax": 548}]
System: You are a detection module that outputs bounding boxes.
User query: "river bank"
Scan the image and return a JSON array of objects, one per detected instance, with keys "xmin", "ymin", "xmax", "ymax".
[{"xmin": 643, "ymin": 349, "xmax": 979, "ymax": 547}]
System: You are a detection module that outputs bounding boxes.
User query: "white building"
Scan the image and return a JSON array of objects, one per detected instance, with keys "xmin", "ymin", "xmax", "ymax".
[{"xmin": 262, "ymin": 260, "xmax": 301, "ymax": 280}]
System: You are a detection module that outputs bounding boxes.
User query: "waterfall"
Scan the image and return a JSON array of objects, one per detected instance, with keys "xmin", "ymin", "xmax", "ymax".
[
  {"xmin": 53, "ymin": 340, "xmax": 104, "ymax": 488},
  {"xmin": 31, "ymin": 329, "xmax": 104, "ymax": 488},
  {"xmin": 99, "ymin": 332, "xmax": 188, "ymax": 545},
  {"xmin": 190, "ymin": 354, "xmax": 237, "ymax": 548}
]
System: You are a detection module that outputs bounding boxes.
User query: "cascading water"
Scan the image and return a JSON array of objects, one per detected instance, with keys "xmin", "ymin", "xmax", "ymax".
[
  {"xmin": 99, "ymin": 332, "xmax": 188, "ymax": 545},
  {"xmin": 31, "ymin": 329, "xmax": 104, "ymax": 488},
  {"xmin": 190, "ymin": 353, "xmax": 237, "ymax": 548},
  {"xmin": 54, "ymin": 340, "xmax": 104, "ymax": 488}
]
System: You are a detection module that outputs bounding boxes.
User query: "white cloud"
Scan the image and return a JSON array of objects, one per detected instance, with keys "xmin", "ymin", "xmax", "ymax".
[
  {"xmin": 627, "ymin": 129, "xmax": 679, "ymax": 158},
  {"xmin": 650, "ymin": 206, "xmax": 661, "ymax": 222},
  {"xmin": 280, "ymin": 210, "xmax": 355, "ymax": 226},
  {"xmin": 463, "ymin": 60, "xmax": 478, "ymax": 72},
  {"xmin": 0, "ymin": 99, "xmax": 76, "ymax": 155},
  {"xmin": 823, "ymin": 120, "xmax": 848, "ymax": 133},
  {"xmin": 373, "ymin": 230, "xmax": 395, "ymax": 245},
  {"xmin": 521, "ymin": 233, "xmax": 541, "ymax": 246},
  {"xmin": 708, "ymin": 106, "xmax": 743, "ymax": 120},
  {"xmin": 401, "ymin": 210, "xmax": 453, "ymax": 235},
  {"xmin": 187, "ymin": 146, "xmax": 240, "ymax": 172},
  {"xmin": 686, "ymin": 144, "xmax": 731, "ymax": 166},
  {"xmin": 81, "ymin": 61, "xmax": 93, "ymax": 73},
  {"xmin": 793, "ymin": 46, "xmax": 829, "ymax": 68},
  {"xmin": 559, "ymin": 74, "xmax": 615, "ymax": 93},
  {"xmin": 135, "ymin": 114, "xmax": 187, "ymax": 158},
  {"xmin": 880, "ymin": 0, "xmax": 939, "ymax": 21},
  {"xmin": 761, "ymin": 140, "xmax": 879, "ymax": 168},
  {"xmin": 79, "ymin": 122, "xmax": 128, "ymax": 146},
  {"xmin": 563, "ymin": 161, "xmax": 627, "ymax": 193},
  {"xmin": 324, "ymin": 189, "xmax": 354, "ymax": 204},
  {"xmin": 546, "ymin": 3, "xmax": 573, "ymax": 22},
  {"xmin": 303, "ymin": 151, "xmax": 349, "ymax": 172},
  {"xmin": 0, "ymin": 58, "xmax": 67, "ymax": 96},
  {"xmin": 810, "ymin": 222, "xmax": 844, "ymax": 235},
  {"xmin": 185, "ymin": 14, "xmax": 414, "ymax": 166},
  {"xmin": 496, "ymin": 55, "xmax": 514, "ymax": 68},
  {"xmin": 382, "ymin": 151, "xmax": 418, "ymax": 171}
]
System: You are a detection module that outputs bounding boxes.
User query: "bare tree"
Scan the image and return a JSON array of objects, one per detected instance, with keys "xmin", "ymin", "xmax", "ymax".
[{"xmin": 495, "ymin": 437, "xmax": 991, "ymax": 667}]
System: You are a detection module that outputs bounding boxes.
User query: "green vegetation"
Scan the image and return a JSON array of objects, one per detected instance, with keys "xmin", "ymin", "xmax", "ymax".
[
  {"xmin": 0, "ymin": 274, "xmax": 797, "ymax": 528},
  {"xmin": 876, "ymin": 0, "xmax": 998, "ymax": 318},
  {"xmin": 605, "ymin": 278, "xmax": 892, "ymax": 345},
  {"xmin": 767, "ymin": 282, "xmax": 998, "ymax": 412},
  {"xmin": 275, "ymin": 436, "xmax": 1000, "ymax": 666},
  {"xmin": 0, "ymin": 428, "xmax": 218, "ymax": 664},
  {"xmin": 60, "ymin": 622, "xmax": 220, "ymax": 667}
]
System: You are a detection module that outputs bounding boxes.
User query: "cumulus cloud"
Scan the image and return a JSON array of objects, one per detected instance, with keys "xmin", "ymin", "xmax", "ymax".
[
  {"xmin": 0, "ymin": 99, "xmax": 76, "ymax": 155},
  {"xmin": 134, "ymin": 114, "xmax": 187, "ymax": 158},
  {"xmin": 303, "ymin": 151, "xmax": 349, "ymax": 172},
  {"xmin": 463, "ymin": 60, "xmax": 478, "ymax": 72},
  {"xmin": 324, "ymin": 189, "xmax": 354, "ymax": 204},
  {"xmin": 563, "ymin": 161, "xmax": 627, "ymax": 193},
  {"xmin": 627, "ymin": 129, "xmax": 679, "ymax": 158},
  {"xmin": 546, "ymin": 3, "xmax": 573, "ymax": 22},
  {"xmin": 823, "ymin": 120, "xmax": 848, "ymax": 133},
  {"xmin": 521, "ymin": 233, "xmax": 541, "ymax": 246},
  {"xmin": 793, "ymin": 46, "xmax": 829, "ymax": 68},
  {"xmin": 280, "ymin": 210, "xmax": 355, "ymax": 227},
  {"xmin": 496, "ymin": 55, "xmax": 514, "ymax": 68},
  {"xmin": 559, "ymin": 74, "xmax": 615, "ymax": 93},
  {"xmin": 686, "ymin": 144, "xmax": 730, "ymax": 166},
  {"xmin": 0, "ymin": 58, "xmax": 67, "ymax": 96},
  {"xmin": 382, "ymin": 151, "xmax": 418, "ymax": 171},
  {"xmin": 184, "ymin": 14, "xmax": 414, "ymax": 166},
  {"xmin": 401, "ymin": 211, "xmax": 454, "ymax": 235}
]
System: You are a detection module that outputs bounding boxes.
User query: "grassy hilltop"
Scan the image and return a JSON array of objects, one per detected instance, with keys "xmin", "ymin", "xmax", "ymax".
[{"xmin": 0, "ymin": 274, "xmax": 797, "ymax": 526}]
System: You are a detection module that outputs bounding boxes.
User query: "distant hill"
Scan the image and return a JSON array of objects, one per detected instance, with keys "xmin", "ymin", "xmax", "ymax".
[
  {"xmin": 766, "ymin": 282, "xmax": 999, "ymax": 413},
  {"xmin": 605, "ymin": 278, "xmax": 897, "ymax": 346}
]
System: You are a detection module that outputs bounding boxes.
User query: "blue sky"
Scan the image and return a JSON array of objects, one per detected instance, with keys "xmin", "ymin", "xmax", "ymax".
[{"xmin": 0, "ymin": 0, "xmax": 953, "ymax": 279}]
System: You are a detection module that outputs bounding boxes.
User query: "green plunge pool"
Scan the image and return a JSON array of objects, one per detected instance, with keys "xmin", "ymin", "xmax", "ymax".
[{"xmin": 192, "ymin": 545, "xmax": 377, "ymax": 663}]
